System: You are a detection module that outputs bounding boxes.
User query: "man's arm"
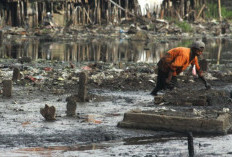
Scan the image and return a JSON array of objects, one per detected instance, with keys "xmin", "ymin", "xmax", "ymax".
[{"xmin": 194, "ymin": 57, "xmax": 211, "ymax": 89}]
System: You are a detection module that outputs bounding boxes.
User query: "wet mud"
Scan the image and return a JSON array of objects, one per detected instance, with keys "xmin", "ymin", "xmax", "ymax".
[
  {"xmin": 0, "ymin": 57, "xmax": 232, "ymax": 156},
  {"xmin": 0, "ymin": 27, "xmax": 232, "ymax": 156}
]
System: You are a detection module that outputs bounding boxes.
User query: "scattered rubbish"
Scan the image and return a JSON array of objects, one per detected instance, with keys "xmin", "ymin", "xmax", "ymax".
[
  {"xmin": 25, "ymin": 76, "xmax": 36, "ymax": 82},
  {"xmin": 22, "ymin": 121, "xmax": 31, "ymax": 127},
  {"xmin": 130, "ymin": 108, "xmax": 142, "ymax": 113},
  {"xmin": 192, "ymin": 65, "xmax": 197, "ymax": 76},
  {"xmin": 81, "ymin": 66, "xmax": 92, "ymax": 71},
  {"xmin": 44, "ymin": 67, "xmax": 53, "ymax": 72},
  {"xmin": 84, "ymin": 115, "xmax": 102, "ymax": 124},
  {"xmin": 18, "ymin": 56, "xmax": 32, "ymax": 64},
  {"xmin": 69, "ymin": 62, "xmax": 75, "ymax": 69},
  {"xmin": 223, "ymin": 108, "xmax": 230, "ymax": 113}
]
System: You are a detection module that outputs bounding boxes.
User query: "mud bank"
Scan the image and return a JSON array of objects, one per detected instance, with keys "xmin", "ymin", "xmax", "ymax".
[{"xmin": 0, "ymin": 55, "xmax": 232, "ymax": 156}]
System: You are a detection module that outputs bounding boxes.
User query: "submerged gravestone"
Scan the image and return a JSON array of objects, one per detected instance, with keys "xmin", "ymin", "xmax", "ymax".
[
  {"xmin": 3, "ymin": 80, "xmax": 12, "ymax": 97},
  {"xmin": 118, "ymin": 109, "xmax": 231, "ymax": 135},
  {"xmin": 78, "ymin": 72, "xmax": 87, "ymax": 102},
  {"xmin": 40, "ymin": 104, "xmax": 56, "ymax": 121},
  {"xmin": 66, "ymin": 99, "xmax": 77, "ymax": 116},
  {"xmin": 12, "ymin": 67, "xmax": 20, "ymax": 82}
]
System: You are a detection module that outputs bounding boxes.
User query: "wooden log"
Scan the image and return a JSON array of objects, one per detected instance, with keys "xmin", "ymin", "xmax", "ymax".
[
  {"xmin": 125, "ymin": 0, "xmax": 128, "ymax": 19},
  {"xmin": 97, "ymin": 0, "xmax": 101, "ymax": 24},
  {"xmin": 82, "ymin": 45, "xmax": 85, "ymax": 60},
  {"xmin": 68, "ymin": 3, "xmax": 71, "ymax": 21},
  {"xmin": 167, "ymin": 0, "xmax": 171, "ymax": 17},
  {"xmin": 94, "ymin": 0, "xmax": 97, "ymax": 23},
  {"xmin": 87, "ymin": 6, "xmax": 90, "ymax": 24},
  {"xmin": 72, "ymin": 5, "xmax": 77, "ymax": 25},
  {"xmin": 218, "ymin": 0, "xmax": 222, "ymax": 21},
  {"xmin": 78, "ymin": 7, "xmax": 81, "ymax": 24},
  {"xmin": 33, "ymin": 2, "xmax": 38, "ymax": 27},
  {"xmin": 77, "ymin": 44, "xmax": 80, "ymax": 62},
  {"xmin": 97, "ymin": 44, "xmax": 101, "ymax": 61},
  {"xmin": 0, "ymin": 30, "xmax": 3, "ymax": 46},
  {"xmin": 8, "ymin": 7, "xmax": 12, "ymax": 25},
  {"xmin": 86, "ymin": 44, "xmax": 89, "ymax": 60},
  {"xmin": 160, "ymin": 6, "xmax": 164, "ymax": 19},
  {"xmin": 107, "ymin": 0, "xmax": 111, "ymax": 23},
  {"xmin": 180, "ymin": 0, "xmax": 184, "ymax": 17},
  {"xmin": 202, "ymin": 0, "xmax": 206, "ymax": 19},
  {"xmin": 17, "ymin": 1, "xmax": 21, "ymax": 26},
  {"xmin": 118, "ymin": 0, "xmax": 121, "ymax": 21},
  {"xmin": 113, "ymin": 6, "xmax": 118, "ymax": 24},
  {"xmin": 108, "ymin": 0, "xmax": 148, "ymax": 23},
  {"xmin": 196, "ymin": 4, "xmax": 205, "ymax": 20},
  {"xmin": 83, "ymin": 7, "xmax": 86, "ymax": 25},
  {"xmin": 217, "ymin": 39, "xmax": 222, "ymax": 68},
  {"xmin": 42, "ymin": 2, "xmax": 46, "ymax": 22},
  {"xmin": 21, "ymin": 1, "xmax": 25, "ymax": 26},
  {"xmin": 51, "ymin": 2, "xmax": 54, "ymax": 14}
]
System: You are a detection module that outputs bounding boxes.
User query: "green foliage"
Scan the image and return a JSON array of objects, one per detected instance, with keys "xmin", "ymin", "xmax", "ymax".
[
  {"xmin": 205, "ymin": 3, "xmax": 218, "ymax": 19},
  {"xmin": 206, "ymin": 2, "xmax": 232, "ymax": 20},
  {"xmin": 164, "ymin": 17, "xmax": 193, "ymax": 32},
  {"xmin": 175, "ymin": 21, "xmax": 193, "ymax": 32},
  {"xmin": 176, "ymin": 40, "xmax": 192, "ymax": 48},
  {"xmin": 221, "ymin": 7, "xmax": 232, "ymax": 19}
]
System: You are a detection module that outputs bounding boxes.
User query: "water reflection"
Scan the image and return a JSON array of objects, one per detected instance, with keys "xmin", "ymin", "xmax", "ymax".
[{"xmin": 0, "ymin": 38, "xmax": 232, "ymax": 67}]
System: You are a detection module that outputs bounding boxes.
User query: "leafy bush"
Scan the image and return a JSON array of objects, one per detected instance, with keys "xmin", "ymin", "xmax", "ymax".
[
  {"xmin": 221, "ymin": 7, "xmax": 232, "ymax": 19},
  {"xmin": 175, "ymin": 21, "xmax": 193, "ymax": 32}
]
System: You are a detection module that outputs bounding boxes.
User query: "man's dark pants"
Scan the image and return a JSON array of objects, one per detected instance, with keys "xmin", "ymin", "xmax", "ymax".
[{"xmin": 150, "ymin": 69, "xmax": 177, "ymax": 96}]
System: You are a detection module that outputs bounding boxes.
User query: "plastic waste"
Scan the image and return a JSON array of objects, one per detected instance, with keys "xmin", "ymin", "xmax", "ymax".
[{"xmin": 192, "ymin": 65, "xmax": 197, "ymax": 76}]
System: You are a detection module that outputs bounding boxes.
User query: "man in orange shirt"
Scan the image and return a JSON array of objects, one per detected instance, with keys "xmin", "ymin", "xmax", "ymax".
[{"xmin": 150, "ymin": 41, "xmax": 211, "ymax": 96}]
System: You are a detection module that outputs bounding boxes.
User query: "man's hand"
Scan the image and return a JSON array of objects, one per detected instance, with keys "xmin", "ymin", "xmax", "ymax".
[{"xmin": 199, "ymin": 76, "xmax": 211, "ymax": 90}]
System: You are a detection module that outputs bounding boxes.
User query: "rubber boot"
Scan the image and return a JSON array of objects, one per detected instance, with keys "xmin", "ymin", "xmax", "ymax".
[{"xmin": 150, "ymin": 88, "xmax": 158, "ymax": 96}]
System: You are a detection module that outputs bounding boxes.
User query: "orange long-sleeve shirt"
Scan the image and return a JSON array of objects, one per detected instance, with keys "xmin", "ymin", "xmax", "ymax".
[{"xmin": 160, "ymin": 47, "xmax": 201, "ymax": 76}]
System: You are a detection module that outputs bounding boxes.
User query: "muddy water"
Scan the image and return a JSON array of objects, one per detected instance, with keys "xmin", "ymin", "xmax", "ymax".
[
  {"xmin": 0, "ymin": 38, "xmax": 232, "ymax": 68},
  {"xmin": 1, "ymin": 88, "xmax": 232, "ymax": 157},
  {"xmin": 0, "ymin": 38, "xmax": 232, "ymax": 156}
]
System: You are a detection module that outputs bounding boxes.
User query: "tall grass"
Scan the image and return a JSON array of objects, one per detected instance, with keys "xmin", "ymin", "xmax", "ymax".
[
  {"xmin": 175, "ymin": 21, "xmax": 193, "ymax": 32},
  {"xmin": 206, "ymin": 2, "xmax": 232, "ymax": 20}
]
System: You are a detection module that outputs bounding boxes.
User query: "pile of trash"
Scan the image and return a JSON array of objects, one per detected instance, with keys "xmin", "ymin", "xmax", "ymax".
[{"xmin": 0, "ymin": 57, "xmax": 232, "ymax": 97}]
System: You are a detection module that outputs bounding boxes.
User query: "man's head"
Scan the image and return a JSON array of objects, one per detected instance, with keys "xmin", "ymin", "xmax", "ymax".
[{"xmin": 191, "ymin": 41, "xmax": 205, "ymax": 56}]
